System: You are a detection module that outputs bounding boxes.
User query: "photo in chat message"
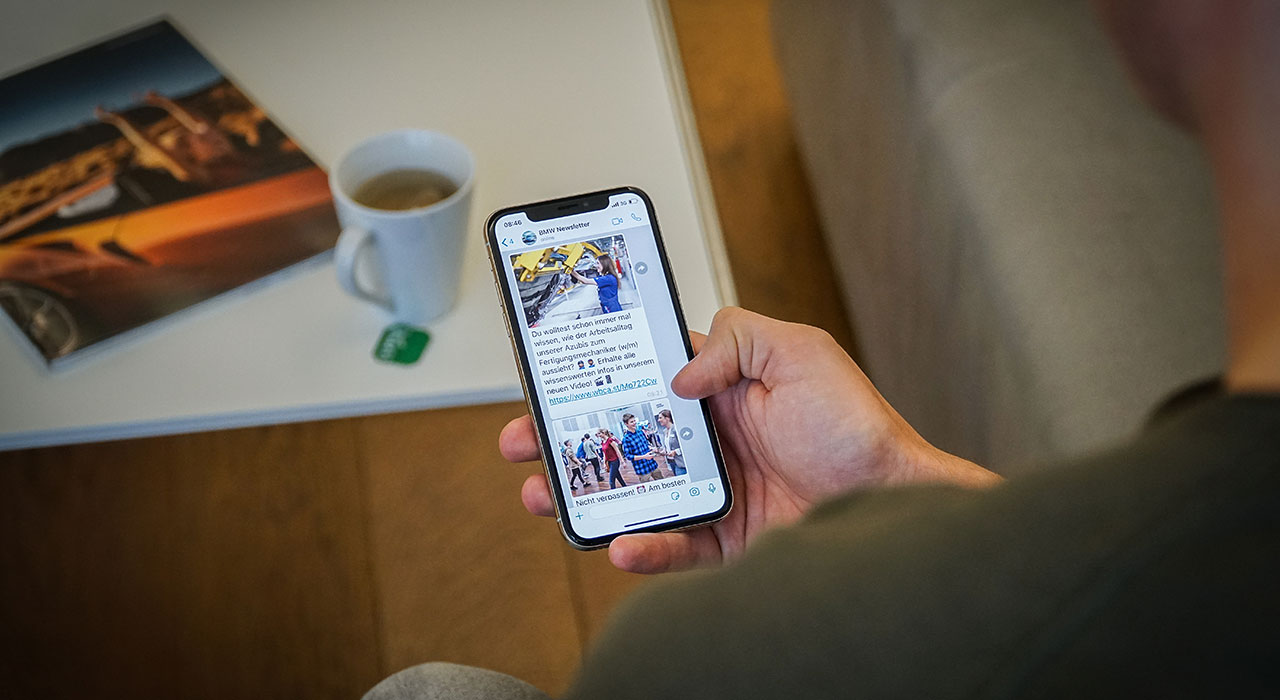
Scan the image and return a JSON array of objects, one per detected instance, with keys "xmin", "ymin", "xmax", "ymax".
[
  {"xmin": 552, "ymin": 400, "xmax": 690, "ymax": 502},
  {"xmin": 508, "ymin": 235, "xmax": 637, "ymax": 327}
]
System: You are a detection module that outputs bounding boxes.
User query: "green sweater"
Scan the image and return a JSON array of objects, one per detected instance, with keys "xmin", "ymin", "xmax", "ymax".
[{"xmin": 567, "ymin": 394, "xmax": 1280, "ymax": 698}]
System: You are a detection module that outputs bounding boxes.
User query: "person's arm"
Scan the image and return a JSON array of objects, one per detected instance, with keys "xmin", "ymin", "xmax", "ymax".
[
  {"xmin": 638, "ymin": 434, "xmax": 658, "ymax": 461},
  {"xmin": 620, "ymin": 433, "xmax": 644, "ymax": 461},
  {"xmin": 568, "ymin": 268, "xmax": 595, "ymax": 285},
  {"xmin": 94, "ymin": 105, "xmax": 197, "ymax": 181}
]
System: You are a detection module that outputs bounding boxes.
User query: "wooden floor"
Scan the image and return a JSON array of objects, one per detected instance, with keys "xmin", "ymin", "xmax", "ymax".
[{"xmin": 0, "ymin": 1, "xmax": 853, "ymax": 697}]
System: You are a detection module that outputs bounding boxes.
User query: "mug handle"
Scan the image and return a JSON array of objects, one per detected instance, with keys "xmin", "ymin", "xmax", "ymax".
[{"xmin": 335, "ymin": 226, "xmax": 393, "ymax": 309}]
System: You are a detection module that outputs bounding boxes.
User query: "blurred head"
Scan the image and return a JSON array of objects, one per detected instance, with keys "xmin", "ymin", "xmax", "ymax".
[
  {"xmin": 596, "ymin": 254, "xmax": 617, "ymax": 278},
  {"xmin": 1091, "ymin": 0, "xmax": 1280, "ymax": 132},
  {"xmin": 657, "ymin": 409, "xmax": 673, "ymax": 427},
  {"xmin": 623, "ymin": 413, "xmax": 637, "ymax": 430}
]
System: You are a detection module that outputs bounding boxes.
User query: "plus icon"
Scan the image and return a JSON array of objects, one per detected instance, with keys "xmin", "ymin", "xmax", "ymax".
[{"xmin": 574, "ymin": 512, "xmax": 584, "ymax": 520}]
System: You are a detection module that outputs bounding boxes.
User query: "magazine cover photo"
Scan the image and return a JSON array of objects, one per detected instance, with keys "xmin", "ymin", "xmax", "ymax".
[{"xmin": 0, "ymin": 20, "xmax": 339, "ymax": 366}]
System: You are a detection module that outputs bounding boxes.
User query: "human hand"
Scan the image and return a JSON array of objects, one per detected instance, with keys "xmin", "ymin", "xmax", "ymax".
[{"xmin": 499, "ymin": 307, "xmax": 998, "ymax": 574}]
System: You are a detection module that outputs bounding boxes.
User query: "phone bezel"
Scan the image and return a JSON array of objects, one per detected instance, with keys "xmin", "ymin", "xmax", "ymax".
[{"xmin": 484, "ymin": 185, "xmax": 732, "ymax": 549}]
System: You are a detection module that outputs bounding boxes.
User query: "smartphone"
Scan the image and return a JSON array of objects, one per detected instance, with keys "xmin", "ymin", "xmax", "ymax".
[{"xmin": 485, "ymin": 186, "xmax": 732, "ymax": 549}]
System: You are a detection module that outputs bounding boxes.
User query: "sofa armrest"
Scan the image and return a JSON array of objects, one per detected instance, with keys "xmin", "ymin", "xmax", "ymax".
[{"xmin": 771, "ymin": 0, "xmax": 1224, "ymax": 472}]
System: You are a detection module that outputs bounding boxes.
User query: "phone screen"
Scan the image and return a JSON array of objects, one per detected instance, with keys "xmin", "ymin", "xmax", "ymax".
[{"xmin": 486, "ymin": 187, "xmax": 731, "ymax": 548}]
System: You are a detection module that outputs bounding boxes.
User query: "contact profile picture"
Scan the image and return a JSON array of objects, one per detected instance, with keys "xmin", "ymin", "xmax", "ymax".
[{"xmin": 522, "ymin": 230, "xmax": 537, "ymax": 245}]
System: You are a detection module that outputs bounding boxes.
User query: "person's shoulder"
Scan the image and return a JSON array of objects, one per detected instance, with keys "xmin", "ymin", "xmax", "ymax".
[{"xmin": 576, "ymin": 396, "xmax": 1280, "ymax": 697}]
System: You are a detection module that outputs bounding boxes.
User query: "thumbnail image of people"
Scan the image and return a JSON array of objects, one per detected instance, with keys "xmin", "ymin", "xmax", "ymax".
[
  {"xmin": 553, "ymin": 401, "xmax": 684, "ymax": 498},
  {"xmin": 655, "ymin": 408, "xmax": 687, "ymax": 476},
  {"xmin": 559, "ymin": 439, "xmax": 588, "ymax": 492},
  {"xmin": 509, "ymin": 235, "xmax": 638, "ymax": 327}
]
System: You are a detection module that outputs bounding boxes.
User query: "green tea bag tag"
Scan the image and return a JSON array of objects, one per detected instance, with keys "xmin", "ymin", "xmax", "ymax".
[{"xmin": 374, "ymin": 323, "xmax": 430, "ymax": 365}]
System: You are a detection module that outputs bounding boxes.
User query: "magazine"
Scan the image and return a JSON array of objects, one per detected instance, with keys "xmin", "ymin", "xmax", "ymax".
[{"xmin": 0, "ymin": 19, "xmax": 339, "ymax": 368}]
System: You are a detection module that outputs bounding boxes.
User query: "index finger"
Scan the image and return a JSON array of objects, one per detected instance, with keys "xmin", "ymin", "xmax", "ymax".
[
  {"xmin": 499, "ymin": 415, "xmax": 541, "ymax": 463},
  {"xmin": 689, "ymin": 329, "xmax": 706, "ymax": 354}
]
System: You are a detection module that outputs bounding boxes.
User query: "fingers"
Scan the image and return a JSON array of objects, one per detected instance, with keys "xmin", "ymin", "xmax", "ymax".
[
  {"xmin": 689, "ymin": 330, "xmax": 707, "ymax": 354},
  {"xmin": 519, "ymin": 470, "xmax": 726, "ymax": 572},
  {"xmin": 608, "ymin": 529, "xmax": 724, "ymax": 574},
  {"xmin": 499, "ymin": 415, "xmax": 541, "ymax": 463},
  {"xmin": 521, "ymin": 474, "xmax": 555, "ymax": 517},
  {"xmin": 521, "ymin": 475, "xmax": 724, "ymax": 573},
  {"xmin": 503, "ymin": 417, "xmax": 554, "ymax": 517}
]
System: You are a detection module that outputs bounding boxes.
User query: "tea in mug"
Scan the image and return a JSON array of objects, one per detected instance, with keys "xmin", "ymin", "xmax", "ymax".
[{"xmin": 352, "ymin": 169, "xmax": 458, "ymax": 211}]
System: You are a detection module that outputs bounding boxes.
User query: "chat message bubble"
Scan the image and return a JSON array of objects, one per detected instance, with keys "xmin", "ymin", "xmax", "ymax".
[
  {"xmin": 531, "ymin": 308, "xmax": 665, "ymax": 418},
  {"xmin": 574, "ymin": 476, "xmax": 689, "ymax": 509}
]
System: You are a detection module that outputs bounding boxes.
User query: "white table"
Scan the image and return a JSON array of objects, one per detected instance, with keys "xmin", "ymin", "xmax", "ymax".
[{"xmin": 0, "ymin": 0, "xmax": 733, "ymax": 451}]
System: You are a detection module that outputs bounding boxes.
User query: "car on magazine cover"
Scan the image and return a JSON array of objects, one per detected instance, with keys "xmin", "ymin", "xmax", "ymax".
[{"xmin": 0, "ymin": 167, "xmax": 337, "ymax": 362}]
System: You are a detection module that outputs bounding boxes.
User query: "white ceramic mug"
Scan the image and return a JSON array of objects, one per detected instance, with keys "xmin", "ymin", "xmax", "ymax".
[{"xmin": 330, "ymin": 129, "xmax": 475, "ymax": 325}]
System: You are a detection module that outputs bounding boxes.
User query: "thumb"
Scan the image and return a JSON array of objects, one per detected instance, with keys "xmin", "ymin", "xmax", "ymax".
[{"xmin": 672, "ymin": 307, "xmax": 772, "ymax": 399}]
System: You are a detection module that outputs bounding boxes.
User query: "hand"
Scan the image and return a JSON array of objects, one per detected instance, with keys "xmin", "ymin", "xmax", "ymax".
[{"xmin": 499, "ymin": 307, "xmax": 999, "ymax": 574}]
